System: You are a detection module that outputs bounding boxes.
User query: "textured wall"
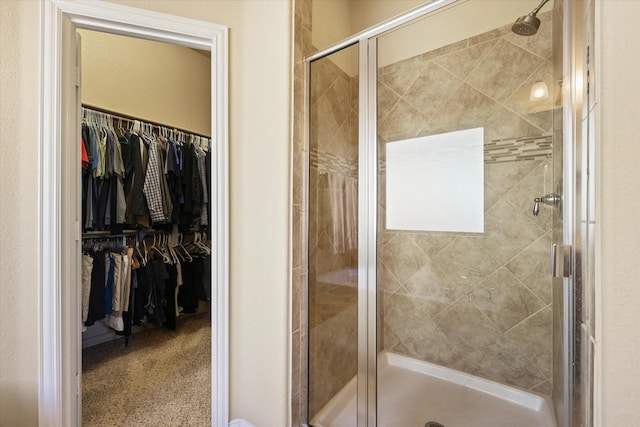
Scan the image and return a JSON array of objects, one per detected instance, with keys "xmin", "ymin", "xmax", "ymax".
[
  {"xmin": 598, "ymin": 1, "xmax": 640, "ymax": 424},
  {"xmin": 378, "ymin": 12, "xmax": 557, "ymax": 393},
  {"xmin": 0, "ymin": 1, "xmax": 291, "ymax": 426},
  {"xmin": 0, "ymin": 1, "xmax": 41, "ymax": 426}
]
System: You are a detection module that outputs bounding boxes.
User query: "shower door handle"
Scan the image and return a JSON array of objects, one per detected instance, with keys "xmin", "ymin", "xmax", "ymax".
[{"xmin": 551, "ymin": 243, "xmax": 572, "ymax": 278}]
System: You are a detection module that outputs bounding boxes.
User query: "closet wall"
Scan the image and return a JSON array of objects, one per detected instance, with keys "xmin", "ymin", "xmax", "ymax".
[{"xmin": 78, "ymin": 29, "xmax": 211, "ymax": 135}]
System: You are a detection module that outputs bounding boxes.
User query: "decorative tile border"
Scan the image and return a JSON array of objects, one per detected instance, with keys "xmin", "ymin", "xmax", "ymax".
[
  {"xmin": 485, "ymin": 134, "xmax": 552, "ymax": 163},
  {"xmin": 310, "ymin": 148, "xmax": 358, "ymax": 177},
  {"xmin": 374, "ymin": 134, "xmax": 552, "ymax": 172}
]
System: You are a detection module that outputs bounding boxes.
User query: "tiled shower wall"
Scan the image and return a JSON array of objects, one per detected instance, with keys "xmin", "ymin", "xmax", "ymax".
[
  {"xmin": 291, "ymin": 1, "xmax": 312, "ymax": 425},
  {"xmin": 291, "ymin": 3, "xmax": 558, "ymax": 425},
  {"xmin": 308, "ymin": 52, "xmax": 359, "ymax": 417},
  {"xmin": 378, "ymin": 12, "xmax": 557, "ymax": 394}
]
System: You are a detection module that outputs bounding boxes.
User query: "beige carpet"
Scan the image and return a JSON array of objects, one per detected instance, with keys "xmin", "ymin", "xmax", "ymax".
[{"xmin": 82, "ymin": 313, "xmax": 211, "ymax": 426}]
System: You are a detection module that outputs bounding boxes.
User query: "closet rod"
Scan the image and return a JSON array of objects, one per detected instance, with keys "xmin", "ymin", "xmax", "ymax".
[
  {"xmin": 82, "ymin": 229, "xmax": 164, "ymax": 239},
  {"xmin": 82, "ymin": 103, "xmax": 212, "ymax": 139}
]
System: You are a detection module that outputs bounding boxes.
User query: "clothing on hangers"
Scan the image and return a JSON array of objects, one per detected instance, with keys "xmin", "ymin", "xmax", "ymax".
[{"xmin": 81, "ymin": 107, "xmax": 211, "ymax": 233}]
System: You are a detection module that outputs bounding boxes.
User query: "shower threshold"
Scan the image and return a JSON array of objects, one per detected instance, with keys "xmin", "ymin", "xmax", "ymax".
[{"xmin": 311, "ymin": 351, "xmax": 556, "ymax": 427}]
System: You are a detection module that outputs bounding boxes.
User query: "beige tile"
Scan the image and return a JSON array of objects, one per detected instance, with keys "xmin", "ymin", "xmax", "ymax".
[
  {"xmin": 504, "ymin": 61, "xmax": 558, "ymax": 131},
  {"xmin": 312, "ymin": 240, "xmax": 348, "ymax": 278},
  {"xmin": 433, "ymin": 298, "xmax": 501, "ymax": 355},
  {"xmin": 300, "ymin": 0, "xmax": 312, "ymax": 30},
  {"xmin": 479, "ymin": 198, "xmax": 545, "ymax": 264},
  {"xmin": 404, "ymin": 257, "xmax": 459, "ymax": 317},
  {"xmin": 505, "ymin": 306, "xmax": 552, "ymax": 376},
  {"xmin": 379, "ymin": 54, "xmax": 423, "ymax": 96},
  {"xmin": 433, "ymin": 237, "xmax": 501, "ymax": 288},
  {"xmin": 293, "ymin": 76, "xmax": 304, "ymax": 140},
  {"xmin": 484, "ymin": 104, "xmax": 547, "ymax": 141},
  {"xmin": 531, "ymin": 379, "xmax": 553, "ymax": 395},
  {"xmin": 311, "ymin": 96, "xmax": 340, "ymax": 150},
  {"xmin": 303, "ymin": 27, "xmax": 313, "ymax": 56},
  {"xmin": 453, "ymin": 334, "xmax": 548, "ymax": 390},
  {"xmin": 484, "ymin": 159, "xmax": 541, "ymax": 196},
  {"xmin": 325, "ymin": 120, "xmax": 352, "ymax": 159},
  {"xmin": 291, "ymin": 391, "xmax": 303, "ymax": 427},
  {"xmin": 403, "ymin": 61, "xmax": 463, "ymax": 118},
  {"xmin": 292, "ymin": 268, "xmax": 302, "ymax": 334},
  {"xmin": 310, "ymin": 305, "xmax": 358, "ymax": 384},
  {"xmin": 308, "ymin": 363, "xmax": 344, "ymax": 419},
  {"xmin": 484, "ymin": 181, "xmax": 502, "ymax": 211},
  {"xmin": 377, "ymin": 81, "xmax": 400, "ymax": 122},
  {"xmin": 348, "ymin": 110, "xmax": 359, "ymax": 161},
  {"xmin": 292, "ymin": 146, "xmax": 303, "ymax": 207},
  {"xmin": 292, "ymin": 329, "xmax": 301, "ymax": 396},
  {"xmin": 412, "ymin": 232, "xmax": 456, "ymax": 258},
  {"xmin": 378, "ymin": 262, "xmax": 403, "ymax": 295},
  {"xmin": 429, "ymin": 83, "xmax": 498, "ymax": 130},
  {"xmin": 292, "ymin": 204, "xmax": 304, "ymax": 269},
  {"xmin": 310, "ymin": 57, "xmax": 341, "ymax": 104},
  {"xmin": 384, "ymin": 291, "xmax": 464, "ymax": 366},
  {"xmin": 506, "ymin": 233, "xmax": 553, "ymax": 304},
  {"xmin": 382, "ymin": 326, "xmax": 403, "ymax": 353},
  {"xmin": 381, "ymin": 233, "xmax": 430, "ymax": 283},
  {"xmin": 378, "ymin": 230, "xmax": 397, "ymax": 247},
  {"xmin": 472, "ymin": 268, "xmax": 545, "ymax": 332},
  {"xmin": 325, "ymin": 75, "xmax": 351, "ymax": 127},
  {"xmin": 350, "ymin": 75, "xmax": 358, "ymax": 112},
  {"xmin": 504, "ymin": 160, "xmax": 553, "ymax": 231},
  {"xmin": 378, "ymin": 98, "xmax": 428, "ymax": 142},
  {"xmin": 434, "ymin": 39, "xmax": 498, "ymax": 80},
  {"xmin": 466, "ymin": 39, "xmax": 544, "ymax": 102}
]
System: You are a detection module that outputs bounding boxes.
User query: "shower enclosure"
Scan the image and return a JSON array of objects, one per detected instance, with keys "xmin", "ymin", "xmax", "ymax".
[{"xmin": 304, "ymin": 0, "xmax": 591, "ymax": 426}]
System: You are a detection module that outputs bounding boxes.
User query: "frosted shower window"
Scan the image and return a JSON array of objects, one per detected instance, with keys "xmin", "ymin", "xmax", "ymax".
[{"xmin": 386, "ymin": 127, "xmax": 484, "ymax": 233}]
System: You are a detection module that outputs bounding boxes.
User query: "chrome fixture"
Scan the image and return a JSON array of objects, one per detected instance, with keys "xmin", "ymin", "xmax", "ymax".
[
  {"xmin": 533, "ymin": 193, "xmax": 561, "ymax": 216},
  {"xmin": 512, "ymin": 0, "xmax": 550, "ymax": 36}
]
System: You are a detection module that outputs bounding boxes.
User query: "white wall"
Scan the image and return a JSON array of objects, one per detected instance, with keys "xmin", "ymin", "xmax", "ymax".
[
  {"xmin": 597, "ymin": 1, "xmax": 640, "ymax": 424},
  {"xmin": 0, "ymin": 1, "xmax": 291, "ymax": 426}
]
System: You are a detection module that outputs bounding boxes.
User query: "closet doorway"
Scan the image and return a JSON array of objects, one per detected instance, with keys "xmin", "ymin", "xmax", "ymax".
[
  {"xmin": 40, "ymin": 2, "xmax": 229, "ymax": 426},
  {"xmin": 79, "ymin": 29, "xmax": 213, "ymax": 426}
]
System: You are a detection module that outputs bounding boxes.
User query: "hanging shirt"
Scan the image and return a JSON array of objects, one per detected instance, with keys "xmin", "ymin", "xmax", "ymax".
[{"xmin": 142, "ymin": 135, "xmax": 166, "ymax": 224}]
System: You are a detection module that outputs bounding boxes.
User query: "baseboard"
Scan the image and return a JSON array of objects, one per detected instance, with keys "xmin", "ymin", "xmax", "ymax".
[{"xmin": 229, "ymin": 419, "xmax": 255, "ymax": 427}]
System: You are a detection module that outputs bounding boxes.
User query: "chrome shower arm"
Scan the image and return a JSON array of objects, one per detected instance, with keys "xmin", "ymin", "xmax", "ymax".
[{"xmin": 530, "ymin": 0, "xmax": 551, "ymax": 16}]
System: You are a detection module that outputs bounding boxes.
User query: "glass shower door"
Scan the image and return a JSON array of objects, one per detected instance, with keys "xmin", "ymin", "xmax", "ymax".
[
  {"xmin": 375, "ymin": 3, "xmax": 558, "ymax": 425},
  {"xmin": 307, "ymin": 44, "xmax": 359, "ymax": 426}
]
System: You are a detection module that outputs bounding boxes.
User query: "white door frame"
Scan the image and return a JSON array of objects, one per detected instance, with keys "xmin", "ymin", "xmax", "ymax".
[{"xmin": 39, "ymin": 1, "xmax": 229, "ymax": 426}]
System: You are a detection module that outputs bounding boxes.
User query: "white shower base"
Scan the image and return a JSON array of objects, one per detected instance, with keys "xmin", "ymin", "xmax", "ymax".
[{"xmin": 312, "ymin": 352, "xmax": 556, "ymax": 427}]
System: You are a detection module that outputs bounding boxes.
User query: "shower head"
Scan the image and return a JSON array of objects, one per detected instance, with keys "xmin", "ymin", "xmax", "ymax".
[{"xmin": 512, "ymin": 0, "xmax": 550, "ymax": 36}]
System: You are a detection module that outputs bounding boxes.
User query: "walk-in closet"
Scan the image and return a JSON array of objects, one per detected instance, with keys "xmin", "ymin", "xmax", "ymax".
[{"xmin": 77, "ymin": 29, "xmax": 213, "ymax": 426}]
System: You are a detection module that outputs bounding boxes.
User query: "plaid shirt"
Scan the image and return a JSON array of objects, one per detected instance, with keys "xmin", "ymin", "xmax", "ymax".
[{"xmin": 142, "ymin": 135, "xmax": 165, "ymax": 223}]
